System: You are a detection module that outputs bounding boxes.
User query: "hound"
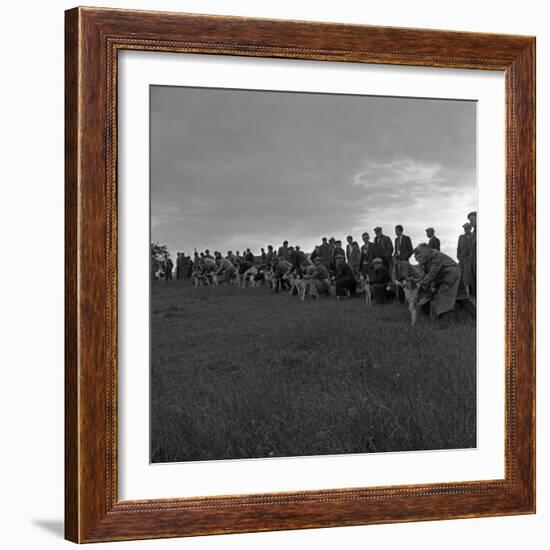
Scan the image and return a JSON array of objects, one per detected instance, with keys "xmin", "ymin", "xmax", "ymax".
[
  {"xmin": 396, "ymin": 277, "xmax": 420, "ymax": 325},
  {"xmin": 360, "ymin": 274, "xmax": 372, "ymax": 305}
]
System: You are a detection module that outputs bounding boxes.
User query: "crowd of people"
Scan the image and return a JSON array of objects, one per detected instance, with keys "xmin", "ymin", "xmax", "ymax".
[{"xmin": 157, "ymin": 211, "xmax": 477, "ymax": 320}]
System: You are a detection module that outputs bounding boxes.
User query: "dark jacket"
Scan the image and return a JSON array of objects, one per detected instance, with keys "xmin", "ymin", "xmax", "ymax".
[
  {"xmin": 335, "ymin": 262, "xmax": 356, "ymax": 282},
  {"xmin": 457, "ymin": 233, "xmax": 474, "ymax": 261},
  {"xmin": 368, "ymin": 266, "xmax": 391, "ymax": 286},
  {"xmin": 318, "ymin": 243, "xmax": 331, "ymax": 262},
  {"xmin": 244, "ymin": 251, "xmax": 255, "ymax": 263},
  {"xmin": 374, "ymin": 234, "xmax": 393, "ymax": 260},
  {"xmin": 349, "ymin": 246, "xmax": 362, "ymax": 273},
  {"xmin": 277, "ymin": 245, "xmax": 289, "ymax": 260},
  {"xmin": 394, "ymin": 235, "xmax": 413, "ymax": 261},
  {"xmin": 345, "ymin": 243, "xmax": 354, "ymax": 262},
  {"xmin": 428, "ymin": 236, "xmax": 441, "ymax": 250},
  {"xmin": 333, "ymin": 246, "xmax": 346, "ymax": 262},
  {"xmin": 359, "ymin": 241, "xmax": 377, "ymax": 272}
]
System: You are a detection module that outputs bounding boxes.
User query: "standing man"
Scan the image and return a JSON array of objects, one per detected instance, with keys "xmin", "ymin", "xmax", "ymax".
[
  {"xmin": 290, "ymin": 246, "xmax": 308, "ymax": 276},
  {"xmin": 328, "ymin": 237, "xmax": 337, "ymax": 273},
  {"xmin": 244, "ymin": 248, "xmax": 255, "ymax": 263},
  {"xmin": 333, "ymin": 240, "xmax": 346, "ymax": 268},
  {"xmin": 318, "ymin": 237, "xmax": 332, "ymax": 272},
  {"xmin": 334, "ymin": 255, "xmax": 357, "ymax": 298},
  {"xmin": 359, "ymin": 232, "xmax": 376, "ymax": 277},
  {"xmin": 266, "ymin": 245, "xmax": 275, "ymax": 266},
  {"xmin": 260, "ymin": 248, "xmax": 267, "ymax": 265},
  {"xmin": 393, "ymin": 225, "xmax": 413, "ymax": 262},
  {"xmin": 164, "ymin": 256, "xmax": 174, "ymax": 280},
  {"xmin": 183, "ymin": 255, "xmax": 192, "ymax": 278},
  {"xmin": 467, "ymin": 211, "xmax": 477, "ymax": 298},
  {"xmin": 278, "ymin": 240, "xmax": 289, "ymax": 260},
  {"xmin": 175, "ymin": 252, "xmax": 183, "ymax": 280},
  {"xmin": 457, "ymin": 222, "xmax": 475, "ymax": 296},
  {"xmin": 349, "ymin": 241, "xmax": 362, "ymax": 278},
  {"xmin": 345, "ymin": 235, "xmax": 354, "ymax": 262},
  {"xmin": 373, "ymin": 227, "xmax": 394, "ymax": 271},
  {"xmin": 226, "ymin": 250, "xmax": 237, "ymax": 265},
  {"xmin": 426, "ymin": 227, "xmax": 441, "ymax": 250}
]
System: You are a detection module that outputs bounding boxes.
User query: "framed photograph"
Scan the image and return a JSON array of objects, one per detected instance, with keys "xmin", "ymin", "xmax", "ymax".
[{"xmin": 65, "ymin": 7, "xmax": 535, "ymax": 543}]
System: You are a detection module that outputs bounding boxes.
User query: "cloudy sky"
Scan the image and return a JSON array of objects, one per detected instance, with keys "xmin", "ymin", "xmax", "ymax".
[{"xmin": 150, "ymin": 85, "xmax": 476, "ymax": 260}]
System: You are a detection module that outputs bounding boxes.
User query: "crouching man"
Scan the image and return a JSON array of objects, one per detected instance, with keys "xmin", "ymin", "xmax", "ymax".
[
  {"xmin": 368, "ymin": 257, "xmax": 391, "ymax": 303},
  {"xmin": 215, "ymin": 255, "xmax": 236, "ymax": 284},
  {"xmin": 334, "ymin": 255, "xmax": 357, "ymax": 299},
  {"xmin": 305, "ymin": 257, "xmax": 330, "ymax": 298},
  {"xmin": 413, "ymin": 243, "xmax": 471, "ymax": 319}
]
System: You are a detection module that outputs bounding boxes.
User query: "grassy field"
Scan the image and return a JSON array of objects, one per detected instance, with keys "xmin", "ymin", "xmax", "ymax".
[{"xmin": 150, "ymin": 281, "xmax": 476, "ymax": 463}]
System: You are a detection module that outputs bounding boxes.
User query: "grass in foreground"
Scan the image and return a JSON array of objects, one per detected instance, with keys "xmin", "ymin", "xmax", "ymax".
[{"xmin": 150, "ymin": 281, "xmax": 476, "ymax": 462}]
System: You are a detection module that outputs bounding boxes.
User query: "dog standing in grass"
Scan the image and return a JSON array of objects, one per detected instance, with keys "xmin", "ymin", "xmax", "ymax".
[{"xmin": 398, "ymin": 277, "xmax": 420, "ymax": 325}]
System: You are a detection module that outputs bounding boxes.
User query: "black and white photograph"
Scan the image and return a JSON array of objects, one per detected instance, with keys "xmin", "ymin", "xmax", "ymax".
[{"xmin": 149, "ymin": 84, "xmax": 478, "ymax": 464}]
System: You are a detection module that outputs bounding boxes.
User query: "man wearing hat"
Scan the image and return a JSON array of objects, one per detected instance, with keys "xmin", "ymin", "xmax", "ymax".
[
  {"xmin": 368, "ymin": 257, "xmax": 391, "ymax": 303},
  {"xmin": 334, "ymin": 255, "xmax": 357, "ymax": 298},
  {"xmin": 373, "ymin": 227, "xmax": 394, "ymax": 271},
  {"xmin": 457, "ymin": 222, "xmax": 475, "ymax": 296},
  {"xmin": 425, "ymin": 227, "xmax": 440, "ymax": 250},
  {"xmin": 467, "ymin": 211, "xmax": 477, "ymax": 298}
]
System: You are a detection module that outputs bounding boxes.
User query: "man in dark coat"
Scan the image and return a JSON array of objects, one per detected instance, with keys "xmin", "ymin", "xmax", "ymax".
[
  {"xmin": 164, "ymin": 257, "xmax": 173, "ymax": 280},
  {"xmin": 426, "ymin": 227, "xmax": 441, "ymax": 250},
  {"xmin": 457, "ymin": 222, "xmax": 475, "ymax": 296},
  {"xmin": 345, "ymin": 235, "xmax": 354, "ymax": 262},
  {"xmin": 349, "ymin": 241, "xmax": 362, "ymax": 277},
  {"xmin": 265, "ymin": 245, "xmax": 275, "ymax": 266},
  {"xmin": 368, "ymin": 257, "xmax": 391, "ymax": 303},
  {"xmin": 359, "ymin": 232, "xmax": 377, "ymax": 276},
  {"xmin": 244, "ymin": 248, "xmax": 255, "ymax": 263},
  {"xmin": 334, "ymin": 255, "xmax": 357, "ymax": 298},
  {"xmin": 373, "ymin": 227, "xmax": 394, "ymax": 271},
  {"xmin": 290, "ymin": 245, "xmax": 309, "ymax": 276},
  {"xmin": 318, "ymin": 237, "xmax": 332, "ymax": 272},
  {"xmin": 393, "ymin": 225, "xmax": 413, "ymax": 262},
  {"xmin": 333, "ymin": 240, "xmax": 346, "ymax": 265},
  {"xmin": 175, "ymin": 252, "xmax": 183, "ymax": 280},
  {"xmin": 277, "ymin": 240, "xmax": 289, "ymax": 260},
  {"xmin": 183, "ymin": 255, "xmax": 193, "ymax": 278},
  {"xmin": 467, "ymin": 211, "xmax": 477, "ymax": 298}
]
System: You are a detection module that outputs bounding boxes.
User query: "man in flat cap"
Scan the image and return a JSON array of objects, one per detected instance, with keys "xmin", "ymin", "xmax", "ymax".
[
  {"xmin": 373, "ymin": 226, "xmax": 394, "ymax": 271},
  {"xmin": 367, "ymin": 257, "xmax": 391, "ymax": 303},
  {"xmin": 458, "ymin": 222, "xmax": 475, "ymax": 297},
  {"xmin": 425, "ymin": 227, "xmax": 441, "ymax": 251}
]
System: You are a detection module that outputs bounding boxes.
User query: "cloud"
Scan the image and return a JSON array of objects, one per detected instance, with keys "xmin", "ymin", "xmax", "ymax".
[{"xmin": 149, "ymin": 86, "xmax": 477, "ymax": 260}]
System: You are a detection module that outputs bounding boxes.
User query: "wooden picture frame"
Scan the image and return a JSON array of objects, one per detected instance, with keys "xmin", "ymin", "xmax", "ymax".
[{"xmin": 65, "ymin": 6, "xmax": 536, "ymax": 543}]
